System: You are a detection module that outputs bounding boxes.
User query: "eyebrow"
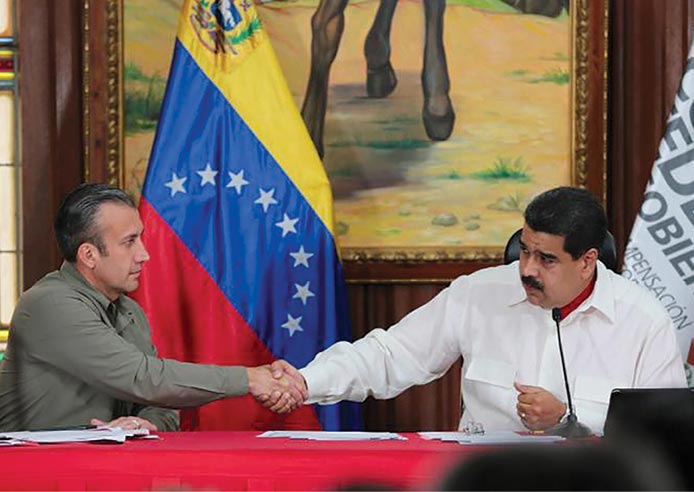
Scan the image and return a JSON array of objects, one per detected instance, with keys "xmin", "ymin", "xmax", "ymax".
[
  {"xmin": 120, "ymin": 232, "xmax": 139, "ymax": 243},
  {"xmin": 519, "ymin": 239, "xmax": 559, "ymax": 261}
]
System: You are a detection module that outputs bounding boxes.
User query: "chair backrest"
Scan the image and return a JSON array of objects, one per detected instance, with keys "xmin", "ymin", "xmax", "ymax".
[{"xmin": 503, "ymin": 228, "xmax": 618, "ymax": 272}]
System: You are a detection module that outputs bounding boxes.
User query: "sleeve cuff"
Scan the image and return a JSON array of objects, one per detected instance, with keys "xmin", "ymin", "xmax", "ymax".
[
  {"xmin": 225, "ymin": 366, "xmax": 248, "ymax": 396},
  {"xmin": 299, "ymin": 365, "xmax": 327, "ymax": 404}
]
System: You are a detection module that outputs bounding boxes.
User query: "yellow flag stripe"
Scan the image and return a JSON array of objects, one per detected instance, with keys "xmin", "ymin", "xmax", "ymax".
[{"xmin": 176, "ymin": 1, "xmax": 335, "ymax": 235}]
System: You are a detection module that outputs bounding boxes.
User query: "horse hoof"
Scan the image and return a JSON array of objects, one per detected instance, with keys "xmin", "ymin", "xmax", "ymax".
[
  {"xmin": 422, "ymin": 99, "xmax": 455, "ymax": 141},
  {"xmin": 366, "ymin": 62, "xmax": 397, "ymax": 98}
]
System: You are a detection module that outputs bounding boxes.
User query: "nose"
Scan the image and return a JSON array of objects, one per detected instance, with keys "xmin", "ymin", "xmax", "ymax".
[
  {"xmin": 520, "ymin": 253, "xmax": 540, "ymax": 278},
  {"xmin": 137, "ymin": 241, "xmax": 150, "ymax": 263}
]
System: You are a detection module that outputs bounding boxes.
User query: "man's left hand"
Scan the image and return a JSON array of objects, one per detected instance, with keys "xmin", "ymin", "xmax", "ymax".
[
  {"xmin": 514, "ymin": 382, "xmax": 566, "ymax": 431},
  {"xmin": 247, "ymin": 365, "xmax": 306, "ymax": 413},
  {"xmin": 91, "ymin": 416, "xmax": 158, "ymax": 431}
]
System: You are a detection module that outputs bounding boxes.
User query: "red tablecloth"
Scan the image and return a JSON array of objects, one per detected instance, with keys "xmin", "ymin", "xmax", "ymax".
[{"xmin": 0, "ymin": 431, "xmax": 484, "ymax": 490}]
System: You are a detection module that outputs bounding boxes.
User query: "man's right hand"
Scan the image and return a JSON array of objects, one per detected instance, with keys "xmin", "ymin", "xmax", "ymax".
[
  {"xmin": 270, "ymin": 359, "xmax": 307, "ymax": 394},
  {"xmin": 247, "ymin": 363, "xmax": 307, "ymax": 413}
]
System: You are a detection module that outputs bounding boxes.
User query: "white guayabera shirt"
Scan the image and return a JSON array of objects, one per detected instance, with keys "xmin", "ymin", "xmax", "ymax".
[{"xmin": 301, "ymin": 262, "xmax": 687, "ymax": 433}]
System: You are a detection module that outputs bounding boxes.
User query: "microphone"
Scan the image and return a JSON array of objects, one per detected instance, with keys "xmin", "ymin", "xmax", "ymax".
[{"xmin": 546, "ymin": 307, "xmax": 593, "ymax": 438}]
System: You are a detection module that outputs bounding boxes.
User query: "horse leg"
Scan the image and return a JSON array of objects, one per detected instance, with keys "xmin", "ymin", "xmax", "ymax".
[
  {"xmin": 422, "ymin": 0, "xmax": 454, "ymax": 141},
  {"xmin": 301, "ymin": 0, "xmax": 349, "ymax": 158},
  {"xmin": 364, "ymin": 0, "xmax": 398, "ymax": 98}
]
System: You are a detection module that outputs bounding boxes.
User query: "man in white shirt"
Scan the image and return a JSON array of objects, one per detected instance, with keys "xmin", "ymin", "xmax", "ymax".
[{"xmin": 273, "ymin": 187, "xmax": 687, "ymax": 433}]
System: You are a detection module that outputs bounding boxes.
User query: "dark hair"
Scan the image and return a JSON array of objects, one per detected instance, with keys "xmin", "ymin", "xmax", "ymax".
[
  {"xmin": 54, "ymin": 183, "xmax": 136, "ymax": 262},
  {"xmin": 524, "ymin": 187, "xmax": 607, "ymax": 259},
  {"xmin": 437, "ymin": 442, "xmax": 681, "ymax": 490}
]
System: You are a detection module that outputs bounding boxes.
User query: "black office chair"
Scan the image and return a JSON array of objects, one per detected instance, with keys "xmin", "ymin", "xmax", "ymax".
[{"xmin": 503, "ymin": 228, "xmax": 618, "ymax": 272}]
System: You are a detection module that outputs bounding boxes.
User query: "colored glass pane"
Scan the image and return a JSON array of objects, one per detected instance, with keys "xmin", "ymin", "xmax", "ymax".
[
  {"xmin": 0, "ymin": 92, "xmax": 13, "ymax": 162},
  {"xmin": 0, "ymin": 0, "xmax": 11, "ymax": 37}
]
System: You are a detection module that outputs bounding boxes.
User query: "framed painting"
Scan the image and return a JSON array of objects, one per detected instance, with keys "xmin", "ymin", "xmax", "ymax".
[{"xmin": 83, "ymin": 0, "xmax": 607, "ymax": 281}]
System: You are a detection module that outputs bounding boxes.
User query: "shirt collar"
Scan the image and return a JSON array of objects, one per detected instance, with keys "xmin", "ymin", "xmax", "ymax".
[
  {"xmin": 558, "ymin": 272, "xmax": 597, "ymax": 320},
  {"xmin": 577, "ymin": 260, "xmax": 615, "ymax": 322},
  {"xmin": 505, "ymin": 260, "xmax": 616, "ymax": 323},
  {"xmin": 59, "ymin": 261, "xmax": 123, "ymax": 313}
]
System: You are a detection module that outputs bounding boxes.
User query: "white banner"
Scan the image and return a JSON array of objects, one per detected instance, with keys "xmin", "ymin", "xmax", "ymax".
[{"xmin": 622, "ymin": 40, "xmax": 694, "ymax": 385}]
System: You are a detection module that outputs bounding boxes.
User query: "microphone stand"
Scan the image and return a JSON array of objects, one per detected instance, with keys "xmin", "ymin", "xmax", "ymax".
[{"xmin": 546, "ymin": 308, "xmax": 593, "ymax": 438}]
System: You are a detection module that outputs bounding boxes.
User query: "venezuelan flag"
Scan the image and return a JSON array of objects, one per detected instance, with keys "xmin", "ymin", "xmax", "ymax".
[{"xmin": 132, "ymin": 0, "xmax": 360, "ymax": 431}]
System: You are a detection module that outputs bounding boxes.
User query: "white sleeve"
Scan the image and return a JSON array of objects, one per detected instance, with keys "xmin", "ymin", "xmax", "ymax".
[
  {"xmin": 300, "ymin": 278, "xmax": 468, "ymax": 404},
  {"xmin": 634, "ymin": 317, "xmax": 687, "ymax": 388}
]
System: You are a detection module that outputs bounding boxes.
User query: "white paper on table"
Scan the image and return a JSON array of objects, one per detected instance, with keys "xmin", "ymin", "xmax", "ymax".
[
  {"xmin": 418, "ymin": 431, "xmax": 564, "ymax": 444},
  {"xmin": 258, "ymin": 431, "xmax": 406, "ymax": 441},
  {"xmin": 0, "ymin": 438, "xmax": 32, "ymax": 446},
  {"xmin": 0, "ymin": 426, "xmax": 152, "ymax": 444}
]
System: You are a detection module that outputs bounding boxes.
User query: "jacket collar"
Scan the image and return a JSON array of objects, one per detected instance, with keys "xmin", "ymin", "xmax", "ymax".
[{"xmin": 59, "ymin": 261, "xmax": 122, "ymax": 313}]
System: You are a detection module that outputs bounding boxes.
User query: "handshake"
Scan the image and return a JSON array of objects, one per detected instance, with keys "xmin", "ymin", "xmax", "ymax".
[{"xmin": 246, "ymin": 360, "xmax": 307, "ymax": 413}]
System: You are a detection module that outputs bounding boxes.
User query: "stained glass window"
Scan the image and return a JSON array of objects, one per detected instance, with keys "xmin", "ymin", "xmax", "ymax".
[{"xmin": 0, "ymin": 0, "xmax": 18, "ymax": 358}]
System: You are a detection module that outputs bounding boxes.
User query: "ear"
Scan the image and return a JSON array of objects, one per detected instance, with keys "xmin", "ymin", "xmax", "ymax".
[
  {"xmin": 76, "ymin": 242, "xmax": 99, "ymax": 269},
  {"xmin": 580, "ymin": 247, "xmax": 598, "ymax": 278}
]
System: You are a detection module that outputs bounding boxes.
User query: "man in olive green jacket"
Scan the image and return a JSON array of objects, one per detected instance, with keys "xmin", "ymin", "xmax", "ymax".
[{"xmin": 0, "ymin": 184, "xmax": 305, "ymax": 431}]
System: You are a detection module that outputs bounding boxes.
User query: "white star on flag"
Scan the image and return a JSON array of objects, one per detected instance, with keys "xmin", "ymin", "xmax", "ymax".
[
  {"xmin": 197, "ymin": 163, "xmax": 218, "ymax": 186},
  {"xmin": 254, "ymin": 188, "xmax": 278, "ymax": 213},
  {"xmin": 226, "ymin": 169, "xmax": 249, "ymax": 194},
  {"xmin": 165, "ymin": 172, "xmax": 187, "ymax": 197},
  {"xmin": 290, "ymin": 245, "xmax": 314, "ymax": 268},
  {"xmin": 293, "ymin": 281, "xmax": 315, "ymax": 306},
  {"xmin": 276, "ymin": 213, "xmax": 299, "ymax": 237},
  {"xmin": 281, "ymin": 314, "xmax": 304, "ymax": 337}
]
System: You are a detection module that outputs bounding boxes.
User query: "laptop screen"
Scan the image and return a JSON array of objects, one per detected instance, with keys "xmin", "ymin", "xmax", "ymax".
[{"xmin": 603, "ymin": 388, "xmax": 694, "ymax": 437}]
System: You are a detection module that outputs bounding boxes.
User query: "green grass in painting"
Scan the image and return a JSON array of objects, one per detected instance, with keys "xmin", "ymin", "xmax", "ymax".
[
  {"xmin": 373, "ymin": 116, "xmax": 419, "ymax": 125},
  {"xmin": 528, "ymin": 68, "xmax": 570, "ymax": 85},
  {"xmin": 445, "ymin": 0, "xmax": 516, "ymax": 12},
  {"xmin": 377, "ymin": 228, "xmax": 402, "ymax": 237},
  {"xmin": 124, "ymin": 62, "xmax": 167, "ymax": 135},
  {"xmin": 471, "ymin": 157, "xmax": 530, "ymax": 181},
  {"xmin": 488, "ymin": 191, "xmax": 525, "ymax": 212},
  {"xmin": 543, "ymin": 52, "xmax": 569, "ymax": 61},
  {"xmin": 329, "ymin": 138, "xmax": 431, "ymax": 150},
  {"xmin": 438, "ymin": 170, "xmax": 464, "ymax": 180},
  {"xmin": 327, "ymin": 166, "xmax": 357, "ymax": 178},
  {"xmin": 505, "ymin": 69, "xmax": 530, "ymax": 78},
  {"xmin": 124, "ymin": 62, "xmax": 150, "ymax": 82}
]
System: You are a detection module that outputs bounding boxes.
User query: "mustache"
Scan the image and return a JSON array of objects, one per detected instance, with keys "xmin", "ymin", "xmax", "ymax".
[{"xmin": 521, "ymin": 275, "xmax": 544, "ymax": 291}]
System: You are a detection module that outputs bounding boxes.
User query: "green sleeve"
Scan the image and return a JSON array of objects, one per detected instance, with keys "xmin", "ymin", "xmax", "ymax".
[
  {"xmin": 17, "ymin": 291, "xmax": 248, "ymax": 408},
  {"xmin": 136, "ymin": 406, "xmax": 180, "ymax": 431}
]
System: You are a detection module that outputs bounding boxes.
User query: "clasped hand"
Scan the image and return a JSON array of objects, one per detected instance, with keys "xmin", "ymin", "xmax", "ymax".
[
  {"xmin": 247, "ymin": 360, "xmax": 307, "ymax": 413},
  {"xmin": 515, "ymin": 382, "xmax": 566, "ymax": 431}
]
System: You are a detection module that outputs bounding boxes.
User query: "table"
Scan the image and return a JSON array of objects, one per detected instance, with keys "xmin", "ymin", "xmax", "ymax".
[{"xmin": 0, "ymin": 431, "xmax": 484, "ymax": 490}]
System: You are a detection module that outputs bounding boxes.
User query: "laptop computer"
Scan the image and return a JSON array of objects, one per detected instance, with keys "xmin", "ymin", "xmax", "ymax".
[{"xmin": 603, "ymin": 388, "xmax": 694, "ymax": 437}]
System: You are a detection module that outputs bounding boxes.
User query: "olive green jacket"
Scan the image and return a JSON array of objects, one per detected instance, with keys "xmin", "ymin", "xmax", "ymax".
[{"xmin": 0, "ymin": 262, "xmax": 248, "ymax": 431}]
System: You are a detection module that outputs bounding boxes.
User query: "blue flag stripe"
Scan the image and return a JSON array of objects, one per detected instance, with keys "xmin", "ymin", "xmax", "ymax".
[{"xmin": 143, "ymin": 40, "xmax": 350, "ymax": 371}]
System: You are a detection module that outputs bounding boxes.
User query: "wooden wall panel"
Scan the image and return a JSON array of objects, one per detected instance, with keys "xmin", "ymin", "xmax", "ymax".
[
  {"xmin": 18, "ymin": 0, "xmax": 83, "ymax": 288},
  {"xmin": 608, "ymin": 0, "xmax": 694, "ymax": 261}
]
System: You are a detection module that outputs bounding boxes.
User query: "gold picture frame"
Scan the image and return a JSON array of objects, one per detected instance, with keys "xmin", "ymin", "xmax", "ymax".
[{"xmin": 82, "ymin": 0, "xmax": 607, "ymax": 281}]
